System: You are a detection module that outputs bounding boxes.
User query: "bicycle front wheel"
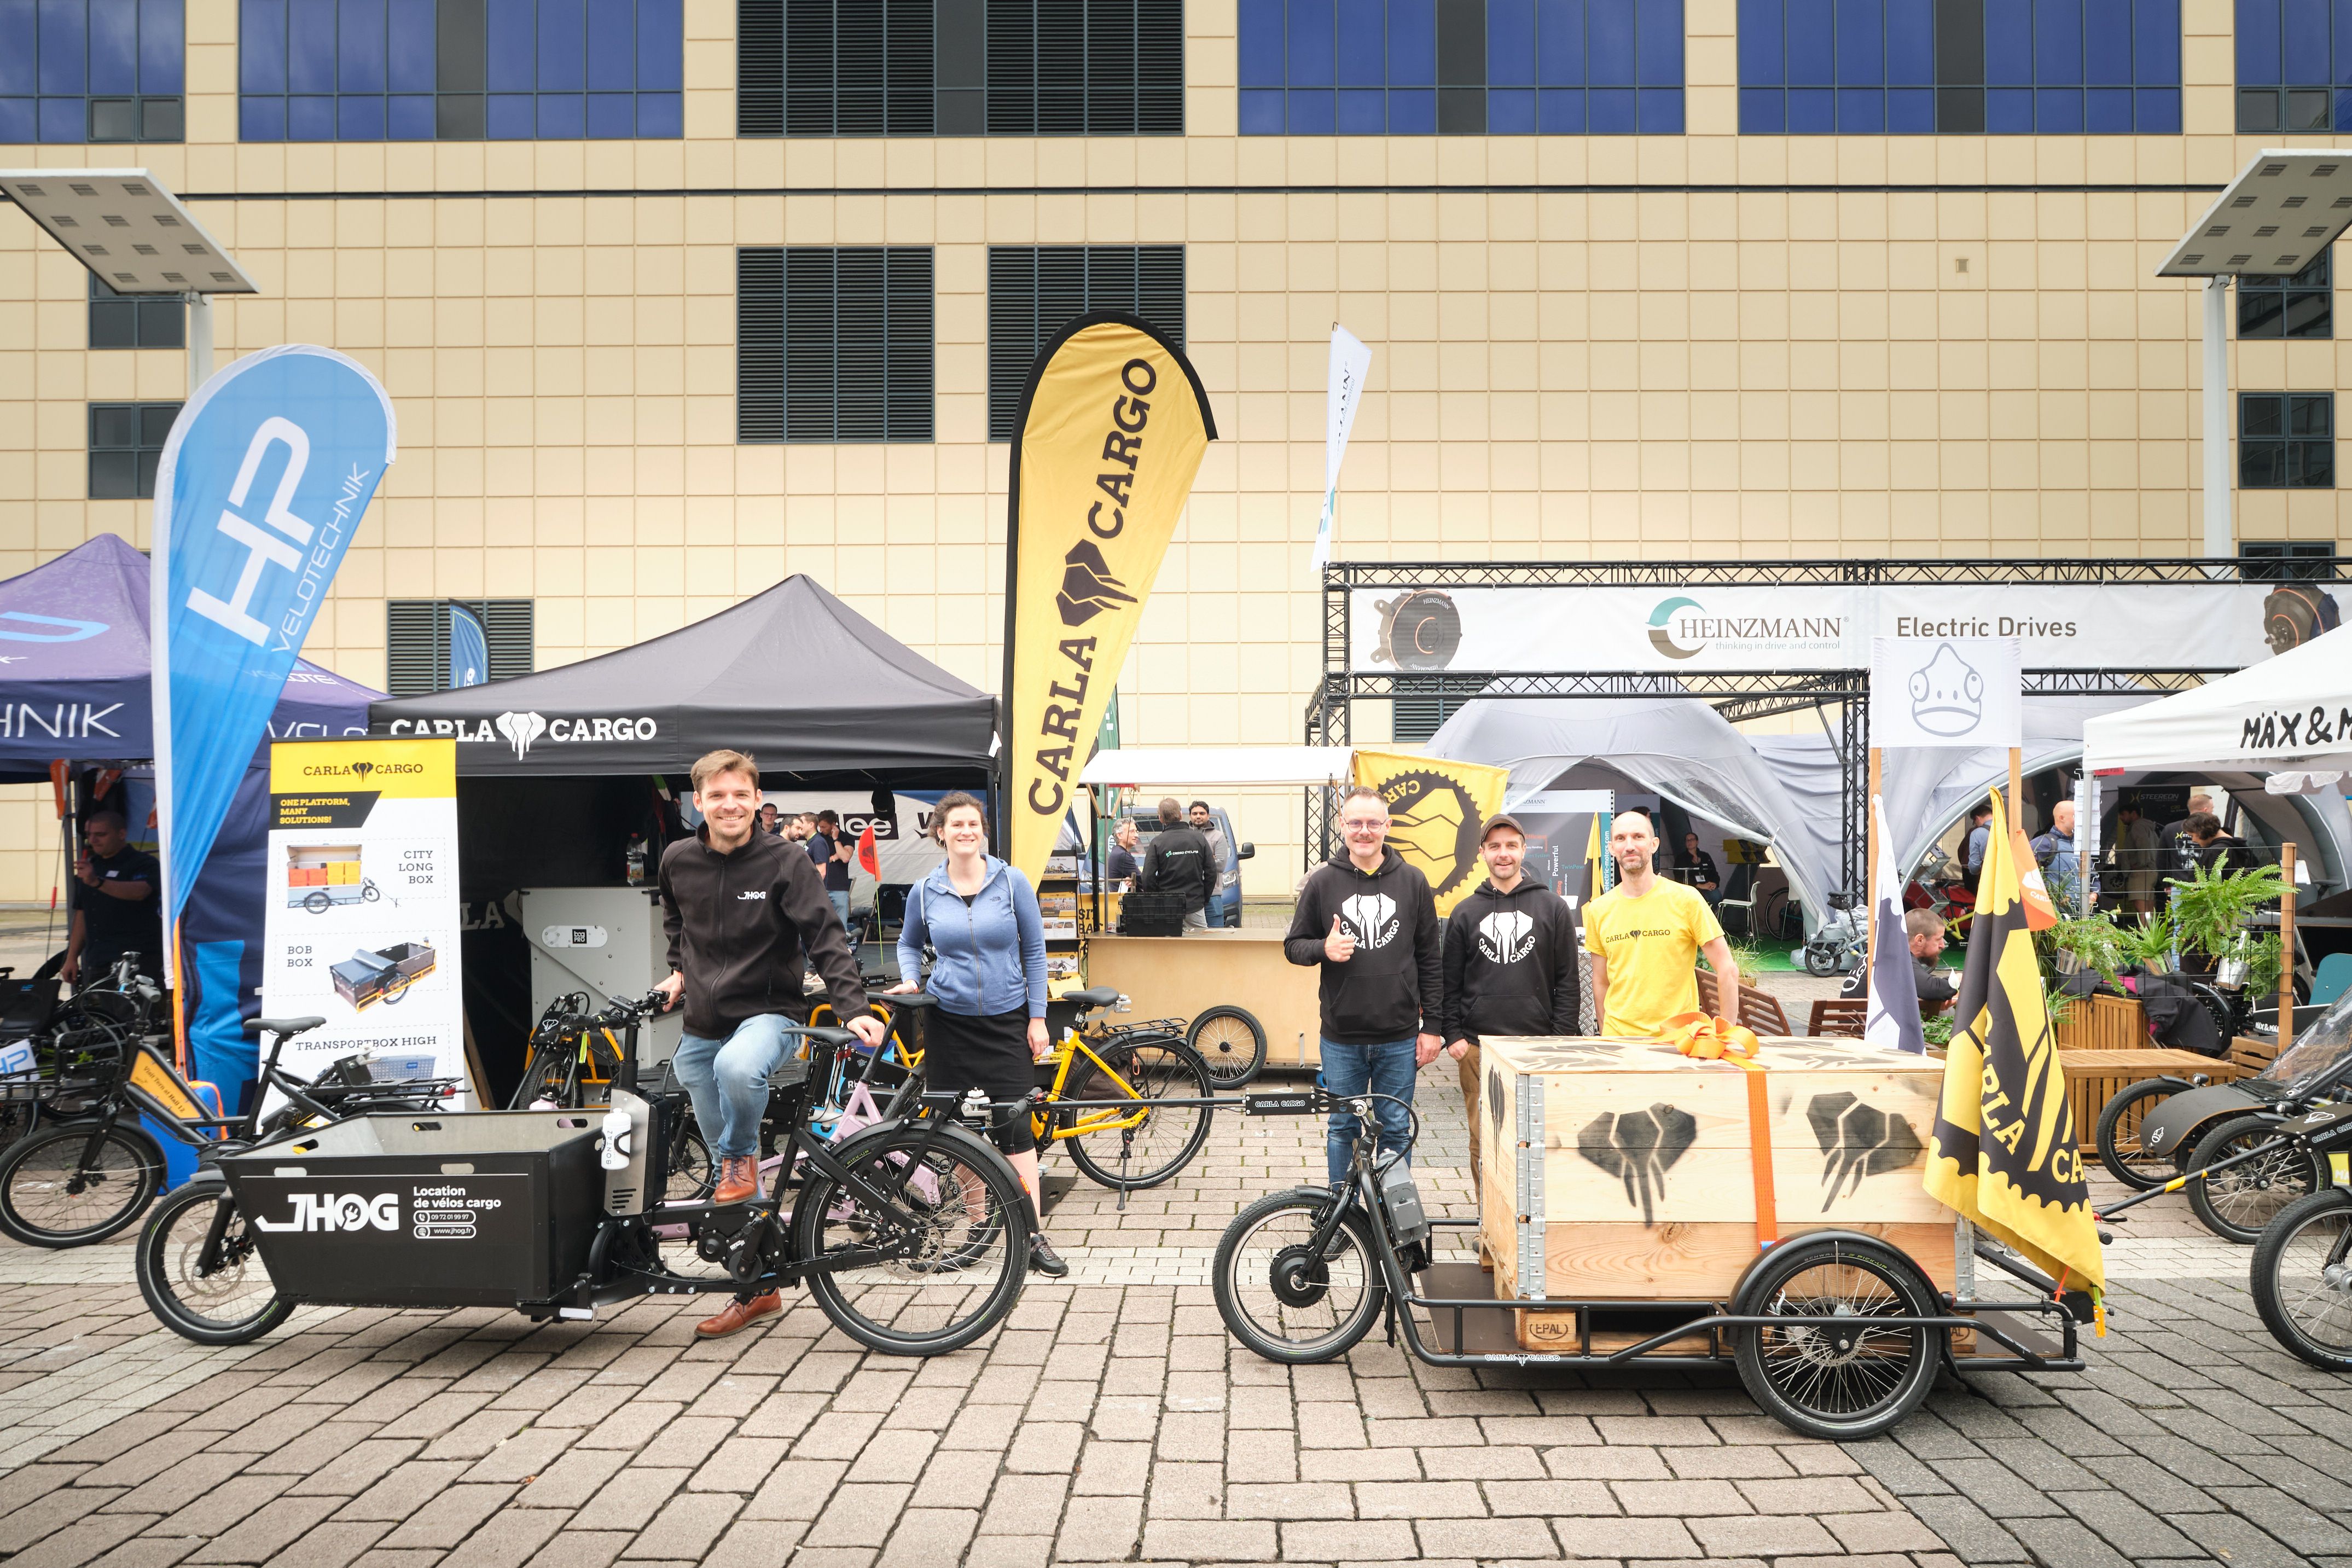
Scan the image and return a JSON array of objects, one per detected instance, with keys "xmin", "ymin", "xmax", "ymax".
[
  {"xmin": 137, "ymin": 1180, "xmax": 293, "ymax": 1344},
  {"xmin": 1065, "ymin": 1037, "xmax": 1215, "ymax": 1190},
  {"xmin": 2253, "ymin": 1188, "xmax": 2352, "ymax": 1371},
  {"xmin": 0, "ymin": 1120, "xmax": 161, "ymax": 1247},
  {"xmin": 1213, "ymin": 1189, "xmax": 1385, "ymax": 1364},
  {"xmin": 2188, "ymin": 1115, "xmax": 2325, "ymax": 1245},
  {"xmin": 2095, "ymin": 1078, "xmax": 2185, "ymax": 1190},
  {"xmin": 792, "ymin": 1120, "xmax": 1032, "ymax": 1356}
]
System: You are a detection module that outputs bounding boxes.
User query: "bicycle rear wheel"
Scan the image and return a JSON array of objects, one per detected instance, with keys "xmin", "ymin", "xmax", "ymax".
[
  {"xmin": 2253, "ymin": 1188, "xmax": 2352, "ymax": 1370},
  {"xmin": 792, "ymin": 1120, "xmax": 1031, "ymax": 1356},
  {"xmin": 0, "ymin": 1120, "xmax": 162, "ymax": 1247},
  {"xmin": 1065, "ymin": 1037, "xmax": 1214, "ymax": 1190},
  {"xmin": 137, "ymin": 1179, "xmax": 293, "ymax": 1344}
]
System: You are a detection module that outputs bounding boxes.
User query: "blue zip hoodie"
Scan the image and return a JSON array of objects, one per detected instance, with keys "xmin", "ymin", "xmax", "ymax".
[{"xmin": 897, "ymin": 855, "xmax": 1049, "ymax": 1019}]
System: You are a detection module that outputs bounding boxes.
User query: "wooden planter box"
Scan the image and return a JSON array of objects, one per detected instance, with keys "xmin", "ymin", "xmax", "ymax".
[
  {"xmin": 2051, "ymin": 992, "xmax": 2147, "ymax": 1053},
  {"xmin": 1480, "ymin": 1035, "xmax": 1954, "ymax": 1352}
]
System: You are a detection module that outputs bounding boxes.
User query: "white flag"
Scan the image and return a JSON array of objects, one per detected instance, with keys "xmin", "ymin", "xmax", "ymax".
[
  {"xmin": 1310, "ymin": 324, "xmax": 1372, "ymax": 575},
  {"xmin": 1863, "ymin": 793, "xmax": 1926, "ymax": 1053}
]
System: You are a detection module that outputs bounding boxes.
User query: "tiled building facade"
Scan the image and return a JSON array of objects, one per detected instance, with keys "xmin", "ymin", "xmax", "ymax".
[{"xmin": 0, "ymin": 0, "xmax": 2344, "ymax": 899}]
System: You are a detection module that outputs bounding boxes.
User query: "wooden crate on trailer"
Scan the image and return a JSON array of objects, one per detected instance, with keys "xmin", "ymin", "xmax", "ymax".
[
  {"xmin": 2051, "ymin": 993, "xmax": 2147, "ymax": 1052},
  {"xmin": 1480, "ymin": 1035, "xmax": 1956, "ymax": 1353}
]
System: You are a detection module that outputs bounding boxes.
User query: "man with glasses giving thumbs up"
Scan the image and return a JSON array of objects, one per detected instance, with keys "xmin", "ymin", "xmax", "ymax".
[{"xmin": 1284, "ymin": 785, "xmax": 1443, "ymax": 1186}]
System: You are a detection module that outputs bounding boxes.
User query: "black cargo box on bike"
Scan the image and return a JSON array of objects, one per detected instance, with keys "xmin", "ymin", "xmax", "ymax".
[{"xmin": 216, "ymin": 1110, "xmax": 601, "ymax": 1309}]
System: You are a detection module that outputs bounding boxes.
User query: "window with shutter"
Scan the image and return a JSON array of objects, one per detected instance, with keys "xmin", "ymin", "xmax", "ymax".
[
  {"xmin": 738, "ymin": 247, "xmax": 935, "ymax": 444},
  {"xmin": 986, "ymin": 245, "xmax": 1184, "ymax": 441},
  {"xmin": 739, "ymin": 0, "xmax": 1179, "ymax": 136},
  {"xmin": 88, "ymin": 402, "xmax": 181, "ymax": 500},
  {"xmin": 385, "ymin": 600, "xmax": 536, "ymax": 696}
]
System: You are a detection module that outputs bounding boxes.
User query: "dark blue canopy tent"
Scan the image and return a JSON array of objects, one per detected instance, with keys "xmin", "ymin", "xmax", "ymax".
[{"xmin": 0, "ymin": 535, "xmax": 378, "ymax": 1105}]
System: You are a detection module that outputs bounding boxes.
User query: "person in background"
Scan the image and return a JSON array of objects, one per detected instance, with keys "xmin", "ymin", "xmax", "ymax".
[
  {"xmin": 1583, "ymin": 809, "xmax": 1740, "ymax": 1037},
  {"xmin": 1105, "ymin": 818, "xmax": 1142, "ymax": 890},
  {"xmin": 1189, "ymin": 801, "xmax": 1229, "ymax": 920},
  {"xmin": 809, "ymin": 810, "xmax": 855, "ymax": 939},
  {"xmin": 1284, "ymin": 785, "xmax": 1443, "ymax": 1184},
  {"xmin": 1676, "ymin": 831, "xmax": 1722, "ymax": 904},
  {"xmin": 1441, "ymin": 815, "xmax": 1579, "ymax": 1219},
  {"xmin": 757, "ymin": 803, "xmax": 782, "ymax": 836},
  {"xmin": 2162, "ymin": 793, "xmax": 2216, "ymax": 875},
  {"xmin": 1961, "ymin": 802, "xmax": 1995, "ymax": 892},
  {"xmin": 1138, "ymin": 798, "xmax": 1215, "ymax": 931},
  {"xmin": 2032, "ymin": 799, "xmax": 2094, "ymax": 907},
  {"xmin": 2180, "ymin": 811, "xmax": 2251, "ymax": 877},
  {"xmin": 655, "ymin": 750, "xmax": 881, "ymax": 1339},
  {"xmin": 2112, "ymin": 803, "xmax": 2161, "ymax": 915},
  {"xmin": 888, "ymin": 791, "xmax": 1066, "ymax": 1277},
  {"xmin": 63, "ymin": 811, "xmax": 161, "ymax": 985},
  {"xmin": 1907, "ymin": 908, "xmax": 1958, "ymax": 1012},
  {"xmin": 787, "ymin": 812, "xmax": 815, "ymax": 844}
]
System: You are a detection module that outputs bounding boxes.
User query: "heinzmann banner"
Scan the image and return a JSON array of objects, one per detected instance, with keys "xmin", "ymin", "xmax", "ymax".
[{"xmin": 1003, "ymin": 313, "xmax": 1216, "ymax": 884}]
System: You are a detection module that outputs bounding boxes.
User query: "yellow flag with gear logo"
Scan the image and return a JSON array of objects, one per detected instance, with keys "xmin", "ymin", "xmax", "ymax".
[
  {"xmin": 1350, "ymin": 748, "xmax": 1511, "ymax": 916},
  {"xmin": 1003, "ymin": 313, "xmax": 1216, "ymax": 885}
]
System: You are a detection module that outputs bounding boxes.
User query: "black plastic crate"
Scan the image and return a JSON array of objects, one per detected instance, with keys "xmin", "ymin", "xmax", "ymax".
[
  {"xmin": 218, "ymin": 1111, "xmax": 603, "ymax": 1309},
  {"xmin": 1118, "ymin": 892, "xmax": 1187, "ymax": 936}
]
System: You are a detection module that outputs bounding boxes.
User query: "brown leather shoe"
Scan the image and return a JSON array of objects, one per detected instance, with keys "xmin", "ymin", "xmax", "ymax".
[
  {"xmin": 695, "ymin": 1290, "xmax": 780, "ymax": 1339},
  {"xmin": 713, "ymin": 1155, "xmax": 759, "ymax": 1205}
]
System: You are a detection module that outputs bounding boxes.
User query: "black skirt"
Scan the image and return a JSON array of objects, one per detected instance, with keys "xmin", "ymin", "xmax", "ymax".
[{"xmin": 926, "ymin": 1006, "xmax": 1038, "ymax": 1154}]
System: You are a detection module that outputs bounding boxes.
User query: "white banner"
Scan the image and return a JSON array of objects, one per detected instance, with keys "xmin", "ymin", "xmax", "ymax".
[
  {"xmin": 1310, "ymin": 325, "xmax": 1372, "ymax": 574},
  {"xmin": 262, "ymin": 737, "xmax": 469, "ymax": 1102},
  {"xmin": 1869, "ymin": 636, "xmax": 2021, "ymax": 749},
  {"xmin": 1351, "ymin": 582, "xmax": 2276, "ymax": 673}
]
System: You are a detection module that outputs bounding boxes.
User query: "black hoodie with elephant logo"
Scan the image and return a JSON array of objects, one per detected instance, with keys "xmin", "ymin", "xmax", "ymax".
[
  {"xmin": 1282, "ymin": 846, "xmax": 1442, "ymax": 1046},
  {"xmin": 1438, "ymin": 876, "xmax": 1582, "ymax": 1046}
]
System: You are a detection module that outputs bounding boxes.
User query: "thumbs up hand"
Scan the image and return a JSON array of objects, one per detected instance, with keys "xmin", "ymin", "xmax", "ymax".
[{"xmin": 1324, "ymin": 914, "xmax": 1357, "ymax": 963}]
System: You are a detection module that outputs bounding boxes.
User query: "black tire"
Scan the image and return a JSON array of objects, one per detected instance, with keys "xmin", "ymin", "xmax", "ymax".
[
  {"xmin": 1213, "ymin": 1189, "xmax": 1385, "ymax": 1364},
  {"xmin": 1065, "ymin": 1037, "xmax": 1215, "ymax": 1191},
  {"xmin": 665, "ymin": 1120, "xmax": 713, "ymax": 1201},
  {"xmin": 1188, "ymin": 1006, "xmax": 1267, "ymax": 1088},
  {"xmin": 137, "ymin": 1179, "xmax": 294, "ymax": 1344},
  {"xmin": 1730, "ymin": 1234, "xmax": 1941, "ymax": 1441},
  {"xmin": 0, "ymin": 1099, "xmax": 38, "ymax": 1149},
  {"xmin": 2188, "ymin": 1115, "xmax": 2327, "ymax": 1245},
  {"xmin": 2097, "ymin": 1078, "xmax": 2187, "ymax": 1190},
  {"xmin": 361, "ymin": 882, "xmax": 380, "ymax": 903},
  {"xmin": 2190, "ymin": 982, "xmax": 2239, "ymax": 1044},
  {"xmin": 0, "ymin": 1119, "xmax": 163, "ymax": 1247},
  {"xmin": 303, "ymin": 891, "xmax": 331, "ymax": 914},
  {"xmin": 512, "ymin": 1043, "xmax": 578, "ymax": 1109},
  {"xmin": 380, "ymin": 978, "xmax": 409, "ymax": 1007},
  {"xmin": 2252, "ymin": 1188, "xmax": 2352, "ymax": 1372},
  {"xmin": 1803, "ymin": 942, "xmax": 1840, "ymax": 978},
  {"xmin": 792, "ymin": 1119, "xmax": 1031, "ymax": 1356}
]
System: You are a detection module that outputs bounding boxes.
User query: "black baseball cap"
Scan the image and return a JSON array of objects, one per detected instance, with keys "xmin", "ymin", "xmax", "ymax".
[{"xmin": 1481, "ymin": 814, "xmax": 1528, "ymax": 843}]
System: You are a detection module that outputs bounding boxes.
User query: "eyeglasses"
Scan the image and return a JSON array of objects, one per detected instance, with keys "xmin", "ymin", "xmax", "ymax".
[{"xmin": 1340, "ymin": 818, "xmax": 1385, "ymax": 831}]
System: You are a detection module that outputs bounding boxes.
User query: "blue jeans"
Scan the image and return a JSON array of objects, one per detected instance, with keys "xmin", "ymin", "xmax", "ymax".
[
  {"xmin": 671, "ymin": 1015, "xmax": 793, "ymax": 1161},
  {"xmin": 1320, "ymin": 1036, "xmax": 1418, "ymax": 1186},
  {"xmin": 829, "ymin": 891, "xmax": 853, "ymax": 943}
]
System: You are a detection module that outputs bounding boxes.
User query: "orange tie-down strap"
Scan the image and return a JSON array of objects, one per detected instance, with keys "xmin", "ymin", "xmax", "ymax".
[{"xmin": 1663, "ymin": 1012, "xmax": 1778, "ymax": 1248}]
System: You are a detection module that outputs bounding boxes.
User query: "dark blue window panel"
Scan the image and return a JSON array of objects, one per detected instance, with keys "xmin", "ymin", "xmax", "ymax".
[
  {"xmin": 242, "ymin": 0, "xmax": 283, "ymax": 88},
  {"xmin": 585, "ymin": 0, "xmax": 629, "ymax": 87},
  {"xmin": 585, "ymin": 88, "xmax": 630, "ymax": 132},
  {"xmin": 287, "ymin": 94, "xmax": 333, "ymax": 135},
  {"xmin": 635, "ymin": 88, "xmax": 676, "ymax": 133},
  {"xmin": 240, "ymin": 92, "xmax": 284, "ymax": 135},
  {"xmin": 484, "ymin": 0, "xmax": 531, "ymax": 89},
  {"xmin": 339, "ymin": 0, "xmax": 384, "ymax": 90},
  {"xmin": 485, "ymin": 90, "xmax": 531, "ymax": 132},
  {"xmin": 635, "ymin": 0, "xmax": 675, "ymax": 86},
  {"xmin": 536, "ymin": 90, "xmax": 581, "ymax": 133},
  {"xmin": 536, "ymin": 0, "xmax": 582, "ymax": 88},
  {"xmin": 387, "ymin": 89, "xmax": 432, "ymax": 132},
  {"xmin": 1749, "ymin": 0, "xmax": 2180, "ymax": 128},
  {"xmin": 387, "ymin": 0, "xmax": 432, "ymax": 87},
  {"xmin": 287, "ymin": 0, "xmax": 333, "ymax": 90},
  {"xmin": 336, "ymin": 91, "xmax": 381, "ymax": 133},
  {"xmin": 1240, "ymin": 0, "xmax": 1678, "ymax": 129},
  {"xmin": 7, "ymin": 0, "xmax": 182, "ymax": 138},
  {"xmin": 2240, "ymin": 0, "xmax": 2352, "ymax": 126}
]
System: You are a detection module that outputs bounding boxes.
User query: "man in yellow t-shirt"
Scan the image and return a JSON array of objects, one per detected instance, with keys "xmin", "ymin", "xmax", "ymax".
[{"xmin": 1582, "ymin": 809, "xmax": 1740, "ymax": 1037}]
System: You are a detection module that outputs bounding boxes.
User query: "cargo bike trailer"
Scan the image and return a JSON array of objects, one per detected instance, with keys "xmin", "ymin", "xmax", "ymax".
[
  {"xmin": 145, "ymin": 993, "xmax": 1039, "ymax": 1356},
  {"xmin": 1212, "ymin": 1089, "xmax": 2096, "ymax": 1442}
]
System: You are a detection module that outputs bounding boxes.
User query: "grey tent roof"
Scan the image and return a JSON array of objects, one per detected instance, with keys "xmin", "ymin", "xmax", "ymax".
[{"xmin": 370, "ymin": 576, "xmax": 996, "ymax": 782}]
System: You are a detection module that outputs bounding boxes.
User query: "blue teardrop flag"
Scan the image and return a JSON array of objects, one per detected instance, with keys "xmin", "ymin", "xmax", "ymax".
[
  {"xmin": 448, "ymin": 603, "xmax": 489, "ymax": 689},
  {"xmin": 152, "ymin": 345, "xmax": 396, "ymax": 989}
]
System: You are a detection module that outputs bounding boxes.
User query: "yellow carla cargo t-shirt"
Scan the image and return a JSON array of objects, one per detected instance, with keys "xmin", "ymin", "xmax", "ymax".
[{"xmin": 1581, "ymin": 878, "xmax": 1724, "ymax": 1037}]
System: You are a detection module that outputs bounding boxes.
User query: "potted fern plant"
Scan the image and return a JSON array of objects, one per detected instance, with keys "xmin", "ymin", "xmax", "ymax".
[{"xmin": 2165, "ymin": 858, "xmax": 2290, "ymax": 971}]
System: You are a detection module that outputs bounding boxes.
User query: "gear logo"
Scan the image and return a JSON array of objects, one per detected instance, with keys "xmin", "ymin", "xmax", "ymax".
[
  {"xmin": 1906, "ymin": 643, "xmax": 1984, "ymax": 738},
  {"xmin": 493, "ymin": 710, "xmax": 548, "ymax": 759},
  {"xmin": 1647, "ymin": 596, "xmax": 1703, "ymax": 659},
  {"xmin": 1478, "ymin": 909, "xmax": 1535, "ymax": 963},
  {"xmin": 1055, "ymin": 541, "xmax": 1138, "ymax": 627},
  {"xmin": 1379, "ymin": 770, "xmax": 1486, "ymax": 901}
]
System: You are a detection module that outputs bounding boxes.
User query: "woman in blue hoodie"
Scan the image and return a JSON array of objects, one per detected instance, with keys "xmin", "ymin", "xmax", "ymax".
[{"xmin": 889, "ymin": 792, "xmax": 1065, "ymax": 1276}]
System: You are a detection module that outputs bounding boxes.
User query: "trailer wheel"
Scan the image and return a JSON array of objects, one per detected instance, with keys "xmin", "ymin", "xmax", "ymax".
[
  {"xmin": 303, "ymin": 891, "xmax": 332, "ymax": 914},
  {"xmin": 1730, "ymin": 1233, "xmax": 1941, "ymax": 1441},
  {"xmin": 1188, "ymin": 1006, "xmax": 1267, "ymax": 1087}
]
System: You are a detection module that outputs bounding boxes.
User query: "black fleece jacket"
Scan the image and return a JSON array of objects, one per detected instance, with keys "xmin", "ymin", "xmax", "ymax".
[
  {"xmin": 659, "ymin": 824, "xmax": 865, "ymax": 1038},
  {"xmin": 1438, "ymin": 878, "xmax": 1581, "ymax": 1044},
  {"xmin": 1283, "ymin": 847, "xmax": 1442, "ymax": 1046}
]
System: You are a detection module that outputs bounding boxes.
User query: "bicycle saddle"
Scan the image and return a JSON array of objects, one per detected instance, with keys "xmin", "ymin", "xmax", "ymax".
[
  {"xmin": 870, "ymin": 990, "xmax": 937, "ymax": 1008},
  {"xmin": 245, "ymin": 1016, "xmax": 328, "ymax": 1037},
  {"xmin": 802, "ymin": 1026, "xmax": 858, "ymax": 1049},
  {"xmin": 1065, "ymin": 985, "xmax": 1122, "ymax": 1010}
]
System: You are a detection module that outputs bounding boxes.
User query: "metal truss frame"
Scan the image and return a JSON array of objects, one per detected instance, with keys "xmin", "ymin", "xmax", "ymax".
[{"xmin": 1304, "ymin": 559, "xmax": 2247, "ymax": 902}]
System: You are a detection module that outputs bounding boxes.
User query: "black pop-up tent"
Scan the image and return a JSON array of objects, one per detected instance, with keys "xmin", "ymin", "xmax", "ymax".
[{"xmin": 368, "ymin": 577, "xmax": 996, "ymax": 1095}]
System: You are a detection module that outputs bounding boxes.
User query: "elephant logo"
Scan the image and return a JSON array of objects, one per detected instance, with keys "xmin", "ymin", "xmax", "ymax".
[
  {"xmin": 1575, "ymin": 1105, "xmax": 1698, "ymax": 1227},
  {"xmin": 1055, "ymin": 541, "xmax": 1138, "ymax": 627},
  {"xmin": 1805, "ymin": 1091, "xmax": 1926, "ymax": 1210},
  {"xmin": 1478, "ymin": 909, "xmax": 1535, "ymax": 963},
  {"xmin": 493, "ymin": 710, "xmax": 548, "ymax": 759},
  {"xmin": 350, "ymin": 760, "xmax": 374, "ymax": 783},
  {"xmin": 1486, "ymin": 1065, "xmax": 1505, "ymax": 1146},
  {"xmin": 1339, "ymin": 892, "xmax": 1397, "ymax": 950},
  {"xmin": 1906, "ymin": 643, "xmax": 1985, "ymax": 739}
]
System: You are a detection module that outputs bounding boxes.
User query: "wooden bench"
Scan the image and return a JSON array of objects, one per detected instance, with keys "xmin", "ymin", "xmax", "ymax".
[
  {"xmin": 1694, "ymin": 968, "xmax": 1793, "ymax": 1036},
  {"xmin": 1809, "ymin": 997, "xmax": 1868, "ymax": 1038},
  {"xmin": 2058, "ymin": 1047, "xmax": 2257, "ymax": 1148}
]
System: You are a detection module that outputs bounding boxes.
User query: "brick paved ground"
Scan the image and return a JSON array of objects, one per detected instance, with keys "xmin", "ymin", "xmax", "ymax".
[{"xmin": 6, "ymin": 994, "xmax": 2351, "ymax": 1566}]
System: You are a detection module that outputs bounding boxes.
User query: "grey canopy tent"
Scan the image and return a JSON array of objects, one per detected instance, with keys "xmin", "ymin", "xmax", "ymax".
[{"xmin": 370, "ymin": 575, "xmax": 996, "ymax": 785}]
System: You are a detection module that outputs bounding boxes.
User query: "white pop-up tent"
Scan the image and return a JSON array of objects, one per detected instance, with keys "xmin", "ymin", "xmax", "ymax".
[{"xmin": 2084, "ymin": 631, "xmax": 2352, "ymax": 778}]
